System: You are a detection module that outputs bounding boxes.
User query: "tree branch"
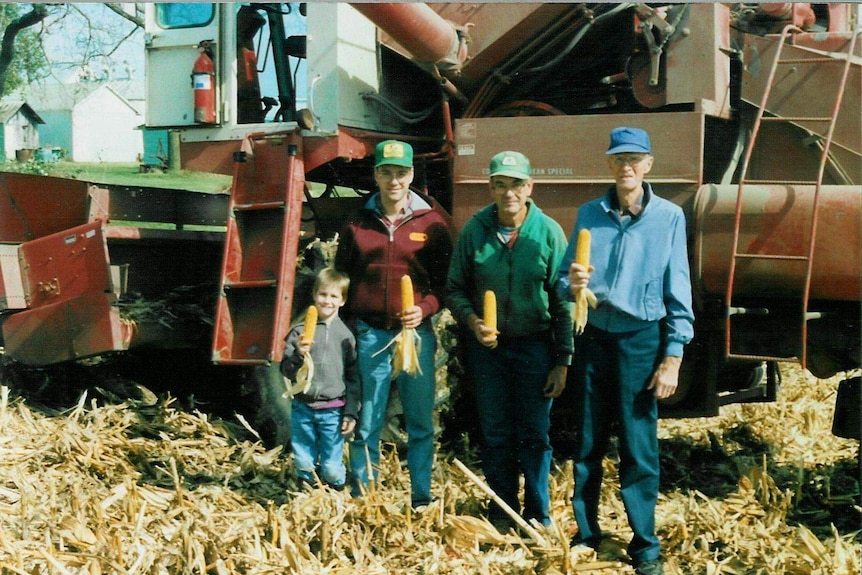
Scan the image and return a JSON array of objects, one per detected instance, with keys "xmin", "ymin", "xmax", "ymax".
[
  {"xmin": 0, "ymin": 4, "xmax": 49, "ymax": 96},
  {"xmin": 102, "ymin": 3, "xmax": 144, "ymax": 29}
]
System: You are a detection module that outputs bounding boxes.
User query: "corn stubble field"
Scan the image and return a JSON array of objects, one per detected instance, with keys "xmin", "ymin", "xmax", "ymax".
[{"xmin": 0, "ymin": 356, "xmax": 858, "ymax": 574}]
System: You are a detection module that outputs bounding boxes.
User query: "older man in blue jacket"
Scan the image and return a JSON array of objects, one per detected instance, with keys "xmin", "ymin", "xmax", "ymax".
[{"xmin": 558, "ymin": 127, "xmax": 694, "ymax": 575}]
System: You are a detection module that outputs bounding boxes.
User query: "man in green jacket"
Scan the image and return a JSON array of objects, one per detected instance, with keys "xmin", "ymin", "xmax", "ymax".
[{"xmin": 445, "ymin": 151, "xmax": 573, "ymax": 529}]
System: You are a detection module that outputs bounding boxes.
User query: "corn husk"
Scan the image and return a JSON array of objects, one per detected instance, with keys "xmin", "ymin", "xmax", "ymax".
[
  {"xmin": 374, "ymin": 326, "xmax": 422, "ymax": 380},
  {"xmin": 374, "ymin": 275, "xmax": 422, "ymax": 379},
  {"xmin": 283, "ymin": 357, "xmax": 314, "ymax": 398}
]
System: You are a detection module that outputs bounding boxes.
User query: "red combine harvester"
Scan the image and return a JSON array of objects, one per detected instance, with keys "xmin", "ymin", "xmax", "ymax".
[{"xmin": 0, "ymin": 3, "xmax": 858, "ymax": 442}]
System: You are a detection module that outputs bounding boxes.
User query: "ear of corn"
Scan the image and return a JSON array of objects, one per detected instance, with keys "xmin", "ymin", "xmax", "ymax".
[
  {"xmin": 284, "ymin": 305, "xmax": 318, "ymax": 397},
  {"xmin": 483, "ymin": 290, "xmax": 499, "ymax": 348},
  {"xmin": 483, "ymin": 290, "xmax": 497, "ymax": 333},
  {"xmin": 373, "ymin": 275, "xmax": 422, "ymax": 379},
  {"xmin": 573, "ymin": 229, "xmax": 598, "ymax": 335},
  {"xmin": 301, "ymin": 305, "xmax": 318, "ymax": 345},
  {"xmin": 575, "ymin": 228, "xmax": 591, "ymax": 267},
  {"xmin": 401, "ymin": 275, "xmax": 415, "ymax": 312}
]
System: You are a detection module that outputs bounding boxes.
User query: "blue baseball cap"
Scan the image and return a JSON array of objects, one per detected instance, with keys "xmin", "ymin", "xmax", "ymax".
[{"xmin": 606, "ymin": 127, "xmax": 651, "ymax": 155}]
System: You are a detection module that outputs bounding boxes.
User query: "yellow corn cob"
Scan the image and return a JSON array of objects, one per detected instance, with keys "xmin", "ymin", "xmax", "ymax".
[
  {"xmin": 401, "ymin": 274, "xmax": 414, "ymax": 311},
  {"xmin": 573, "ymin": 229, "xmax": 598, "ymax": 335},
  {"xmin": 483, "ymin": 290, "xmax": 497, "ymax": 332},
  {"xmin": 575, "ymin": 228, "xmax": 591, "ymax": 267},
  {"xmin": 483, "ymin": 290, "xmax": 499, "ymax": 348},
  {"xmin": 301, "ymin": 305, "xmax": 318, "ymax": 345},
  {"xmin": 284, "ymin": 305, "xmax": 318, "ymax": 397}
]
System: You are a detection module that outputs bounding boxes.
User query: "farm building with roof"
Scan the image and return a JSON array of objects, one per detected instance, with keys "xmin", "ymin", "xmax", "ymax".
[
  {"xmin": 0, "ymin": 100, "xmax": 45, "ymax": 161},
  {"xmin": 16, "ymin": 81, "xmax": 143, "ymax": 163}
]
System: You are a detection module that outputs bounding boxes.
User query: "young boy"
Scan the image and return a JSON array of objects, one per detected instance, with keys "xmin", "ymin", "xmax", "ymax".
[{"xmin": 281, "ymin": 267, "xmax": 359, "ymax": 490}]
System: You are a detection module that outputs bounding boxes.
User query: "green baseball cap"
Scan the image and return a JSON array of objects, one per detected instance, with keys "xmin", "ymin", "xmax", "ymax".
[
  {"xmin": 489, "ymin": 151, "xmax": 531, "ymax": 179},
  {"xmin": 374, "ymin": 140, "xmax": 413, "ymax": 168}
]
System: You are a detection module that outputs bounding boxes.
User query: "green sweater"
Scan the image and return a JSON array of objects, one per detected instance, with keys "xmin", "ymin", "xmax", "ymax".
[{"xmin": 445, "ymin": 201, "xmax": 573, "ymax": 365}]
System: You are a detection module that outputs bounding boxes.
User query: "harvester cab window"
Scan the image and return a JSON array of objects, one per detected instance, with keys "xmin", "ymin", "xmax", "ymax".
[
  {"xmin": 156, "ymin": 3, "xmax": 215, "ymax": 29},
  {"xmin": 235, "ymin": 2, "xmax": 307, "ymax": 124}
]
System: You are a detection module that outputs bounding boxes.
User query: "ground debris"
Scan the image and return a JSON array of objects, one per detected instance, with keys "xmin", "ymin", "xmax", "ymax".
[{"xmin": 0, "ymin": 366, "xmax": 857, "ymax": 574}]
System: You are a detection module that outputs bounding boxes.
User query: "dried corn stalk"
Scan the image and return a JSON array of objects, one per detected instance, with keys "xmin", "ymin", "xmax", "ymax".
[{"xmin": 0, "ymin": 361, "xmax": 857, "ymax": 574}]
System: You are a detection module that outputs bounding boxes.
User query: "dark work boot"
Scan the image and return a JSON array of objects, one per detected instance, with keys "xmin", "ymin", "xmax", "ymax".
[{"xmin": 634, "ymin": 558, "xmax": 664, "ymax": 575}]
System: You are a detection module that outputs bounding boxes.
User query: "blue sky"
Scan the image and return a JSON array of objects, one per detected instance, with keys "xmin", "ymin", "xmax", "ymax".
[
  {"xmin": 39, "ymin": 3, "xmax": 304, "ymax": 96},
  {"xmin": 41, "ymin": 3, "xmax": 145, "ymax": 83},
  {"xmin": 35, "ymin": 2, "xmax": 309, "ymax": 113}
]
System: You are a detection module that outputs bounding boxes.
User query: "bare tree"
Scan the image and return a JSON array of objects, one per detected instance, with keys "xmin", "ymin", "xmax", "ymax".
[
  {"xmin": 102, "ymin": 3, "xmax": 144, "ymax": 29},
  {"xmin": 46, "ymin": 3, "xmax": 145, "ymax": 82}
]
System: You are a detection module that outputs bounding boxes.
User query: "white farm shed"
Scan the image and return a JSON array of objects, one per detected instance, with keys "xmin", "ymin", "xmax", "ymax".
[
  {"xmin": 19, "ymin": 82, "xmax": 143, "ymax": 162},
  {"xmin": 0, "ymin": 100, "xmax": 44, "ymax": 161}
]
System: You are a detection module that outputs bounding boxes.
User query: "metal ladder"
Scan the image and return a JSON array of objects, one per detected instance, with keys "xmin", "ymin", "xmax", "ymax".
[
  {"xmin": 211, "ymin": 131, "xmax": 306, "ymax": 365},
  {"xmin": 725, "ymin": 22, "xmax": 860, "ymax": 369}
]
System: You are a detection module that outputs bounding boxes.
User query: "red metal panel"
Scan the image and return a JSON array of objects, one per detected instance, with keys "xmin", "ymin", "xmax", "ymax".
[
  {"xmin": 352, "ymin": 3, "xmax": 458, "ymax": 64},
  {"xmin": 694, "ymin": 184, "xmax": 861, "ymax": 301},
  {"xmin": 452, "ymin": 112, "xmax": 705, "ymax": 231},
  {"xmin": 453, "ymin": 112, "xmax": 703, "ymax": 183},
  {"xmin": 18, "ymin": 221, "xmax": 112, "ymax": 309},
  {"xmin": 742, "ymin": 34, "xmax": 860, "ymax": 158},
  {"xmin": 302, "ymin": 127, "xmax": 375, "ymax": 173},
  {"xmin": 791, "ymin": 30, "xmax": 862, "ymax": 58},
  {"xmin": 424, "ymin": 3, "xmax": 577, "ymax": 93},
  {"xmin": 212, "ymin": 131, "xmax": 304, "ymax": 364},
  {"xmin": 664, "ymin": 3, "xmax": 731, "ymax": 118},
  {"xmin": 274, "ymin": 139, "xmax": 306, "ymax": 361},
  {"xmin": 1, "ymin": 292, "xmax": 125, "ymax": 365},
  {"xmin": 181, "ymin": 140, "xmax": 238, "ymax": 176},
  {"xmin": 0, "ymin": 174, "xmax": 91, "ymax": 242}
]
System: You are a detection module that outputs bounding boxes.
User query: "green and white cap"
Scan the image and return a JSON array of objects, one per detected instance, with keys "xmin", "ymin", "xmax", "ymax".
[
  {"xmin": 375, "ymin": 140, "xmax": 413, "ymax": 168},
  {"xmin": 489, "ymin": 151, "xmax": 531, "ymax": 179}
]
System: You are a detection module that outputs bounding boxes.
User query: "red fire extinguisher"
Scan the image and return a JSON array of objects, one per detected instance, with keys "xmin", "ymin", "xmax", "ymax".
[{"xmin": 192, "ymin": 42, "xmax": 216, "ymax": 124}]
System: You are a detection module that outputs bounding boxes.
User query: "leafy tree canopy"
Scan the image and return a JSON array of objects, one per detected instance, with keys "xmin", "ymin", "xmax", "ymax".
[{"xmin": 0, "ymin": 4, "xmax": 50, "ymax": 96}]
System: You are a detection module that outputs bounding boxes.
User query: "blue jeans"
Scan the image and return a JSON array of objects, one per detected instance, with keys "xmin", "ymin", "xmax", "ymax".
[
  {"xmin": 291, "ymin": 400, "xmax": 346, "ymax": 487},
  {"xmin": 466, "ymin": 333, "xmax": 554, "ymax": 526},
  {"xmin": 349, "ymin": 319, "xmax": 437, "ymax": 506},
  {"xmin": 571, "ymin": 322, "xmax": 661, "ymax": 563}
]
